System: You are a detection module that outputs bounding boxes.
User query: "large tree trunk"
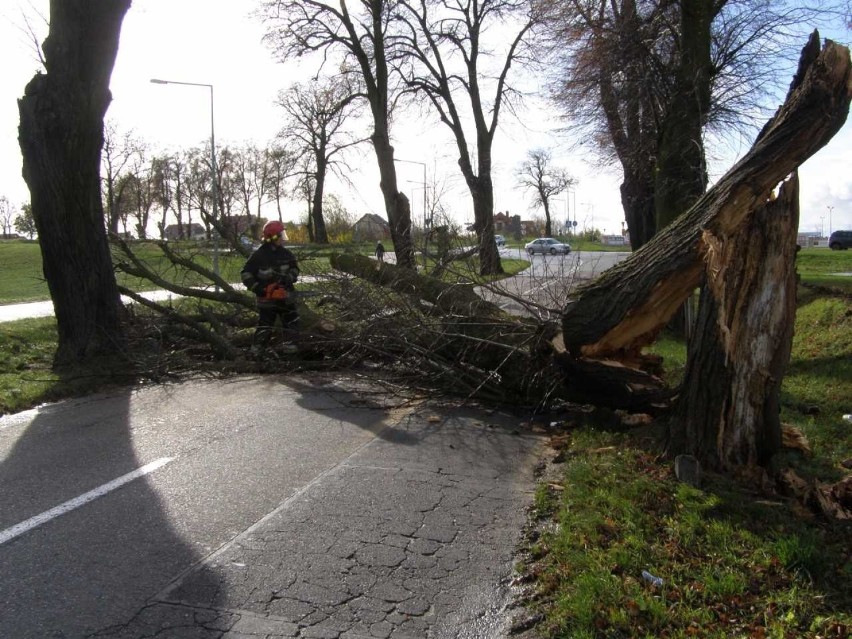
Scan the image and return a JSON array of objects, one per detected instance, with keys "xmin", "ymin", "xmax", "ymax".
[
  {"xmin": 18, "ymin": 0, "xmax": 130, "ymax": 370},
  {"xmin": 372, "ymin": 133, "xmax": 416, "ymax": 269},
  {"xmin": 471, "ymin": 177, "xmax": 503, "ymax": 277},
  {"xmin": 312, "ymin": 158, "xmax": 329, "ymax": 244},
  {"xmin": 458, "ymin": 140, "xmax": 502, "ymax": 277},
  {"xmin": 620, "ymin": 170, "xmax": 656, "ymax": 250},
  {"xmin": 669, "ymin": 176, "xmax": 800, "ymax": 469},
  {"xmin": 653, "ymin": 0, "xmax": 713, "ymax": 231},
  {"xmin": 561, "ymin": 35, "xmax": 850, "ymax": 358}
]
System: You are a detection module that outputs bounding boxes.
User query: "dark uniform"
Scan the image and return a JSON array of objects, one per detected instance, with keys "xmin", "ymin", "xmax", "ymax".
[{"xmin": 241, "ymin": 243, "xmax": 300, "ymax": 350}]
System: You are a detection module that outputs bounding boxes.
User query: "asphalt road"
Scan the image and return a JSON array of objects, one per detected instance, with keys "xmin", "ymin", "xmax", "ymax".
[{"xmin": 0, "ymin": 375, "xmax": 543, "ymax": 638}]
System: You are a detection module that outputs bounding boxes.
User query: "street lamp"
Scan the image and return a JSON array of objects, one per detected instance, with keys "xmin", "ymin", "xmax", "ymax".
[
  {"xmin": 395, "ymin": 158, "xmax": 428, "ymax": 269},
  {"xmin": 827, "ymin": 205, "xmax": 834, "ymax": 236},
  {"xmin": 150, "ymin": 78, "xmax": 220, "ymax": 289},
  {"xmin": 394, "ymin": 158, "xmax": 427, "ymax": 226}
]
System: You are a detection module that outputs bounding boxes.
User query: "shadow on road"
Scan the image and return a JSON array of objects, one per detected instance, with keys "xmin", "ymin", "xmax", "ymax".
[{"xmin": 0, "ymin": 389, "xmax": 205, "ymax": 638}]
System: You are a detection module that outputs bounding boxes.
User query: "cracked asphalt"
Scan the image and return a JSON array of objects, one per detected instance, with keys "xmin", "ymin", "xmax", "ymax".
[{"xmin": 1, "ymin": 374, "xmax": 543, "ymax": 639}]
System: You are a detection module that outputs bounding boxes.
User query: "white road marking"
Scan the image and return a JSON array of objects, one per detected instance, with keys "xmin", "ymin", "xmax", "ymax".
[{"xmin": 0, "ymin": 457, "xmax": 174, "ymax": 546}]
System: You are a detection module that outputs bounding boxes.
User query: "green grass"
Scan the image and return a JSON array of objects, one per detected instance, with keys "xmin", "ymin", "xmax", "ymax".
[
  {"xmin": 0, "ymin": 240, "xmax": 49, "ymax": 303},
  {"xmin": 0, "ymin": 317, "xmax": 61, "ymax": 414},
  {"xmin": 527, "ymin": 283, "xmax": 852, "ymax": 638},
  {"xmin": 797, "ymin": 248, "xmax": 852, "ymax": 293},
  {"xmin": 529, "ymin": 430, "xmax": 852, "ymax": 638}
]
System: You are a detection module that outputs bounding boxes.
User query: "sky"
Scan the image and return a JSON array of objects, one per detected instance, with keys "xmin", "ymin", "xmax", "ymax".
[{"xmin": 1, "ymin": 1, "xmax": 851, "ymax": 237}]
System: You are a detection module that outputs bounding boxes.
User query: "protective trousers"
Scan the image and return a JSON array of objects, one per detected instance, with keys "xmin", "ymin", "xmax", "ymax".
[{"xmin": 253, "ymin": 300, "xmax": 300, "ymax": 350}]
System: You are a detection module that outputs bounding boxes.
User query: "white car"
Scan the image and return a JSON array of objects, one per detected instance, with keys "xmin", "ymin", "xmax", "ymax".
[
  {"xmin": 525, "ymin": 237, "xmax": 571, "ymax": 255},
  {"xmin": 494, "ymin": 234, "xmax": 506, "ymax": 247}
]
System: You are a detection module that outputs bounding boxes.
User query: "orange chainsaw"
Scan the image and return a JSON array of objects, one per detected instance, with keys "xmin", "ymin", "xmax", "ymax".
[{"xmin": 263, "ymin": 282, "xmax": 288, "ymax": 300}]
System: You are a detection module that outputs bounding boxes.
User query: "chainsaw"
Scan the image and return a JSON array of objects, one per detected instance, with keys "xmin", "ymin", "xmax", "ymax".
[{"xmin": 263, "ymin": 282, "xmax": 288, "ymax": 300}]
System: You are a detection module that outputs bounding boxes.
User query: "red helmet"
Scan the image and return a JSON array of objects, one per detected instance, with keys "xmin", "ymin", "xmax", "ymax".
[{"xmin": 262, "ymin": 220, "xmax": 285, "ymax": 241}]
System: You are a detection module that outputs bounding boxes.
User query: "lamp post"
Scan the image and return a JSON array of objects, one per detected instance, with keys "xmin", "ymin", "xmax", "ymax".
[
  {"xmin": 395, "ymin": 158, "xmax": 428, "ymax": 269},
  {"xmin": 827, "ymin": 205, "xmax": 834, "ymax": 236},
  {"xmin": 150, "ymin": 78, "xmax": 220, "ymax": 289},
  {"xmin": 395, "ymin": 158, "xmax": 427, "ymax": 225}
]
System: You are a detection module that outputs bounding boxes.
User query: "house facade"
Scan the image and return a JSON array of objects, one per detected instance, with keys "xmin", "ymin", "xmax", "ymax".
[{"xmin": 353, "ymin": 213, "xmax": 391, "ymax": 242}]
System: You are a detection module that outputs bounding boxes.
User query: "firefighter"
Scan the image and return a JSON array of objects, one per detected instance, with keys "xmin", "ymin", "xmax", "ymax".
[{"xmin": 241, "ymin": 220, "xmax": 300, "ymax": 355}]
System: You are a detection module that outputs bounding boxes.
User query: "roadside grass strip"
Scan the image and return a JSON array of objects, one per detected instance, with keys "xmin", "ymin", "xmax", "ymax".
[{"xmin": 525, "ymin": 430, "xmax": 852, "ymax": 638}]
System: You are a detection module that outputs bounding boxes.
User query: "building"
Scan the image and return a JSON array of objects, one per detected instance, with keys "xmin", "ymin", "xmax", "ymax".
[
  {"xmin": 353, "ymin": 213, "xmax": 391, "ymax": 242},
  {"xmin": 797, "ymin": 231, "xmax": 823, "ymax": 248},
  {"xmin": 164, "ymin": 223, "xmax": 205, "ymax": 241},
  {"xmin": 492, "ymin": 211, "xmax": 537, "ymax": 237},
  {"xmin": 601, "ymin": 234, "xmax": 627, "ymax": 246}
]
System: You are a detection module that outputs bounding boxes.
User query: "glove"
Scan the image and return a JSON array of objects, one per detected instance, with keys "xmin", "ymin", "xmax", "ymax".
[
  {"xmin": 250, "ymin": 282, "xmax": 265, "ymax": 296},
  {"xmin": 278, "ymin": 273, "xmax": 294, "ymax": 287}
]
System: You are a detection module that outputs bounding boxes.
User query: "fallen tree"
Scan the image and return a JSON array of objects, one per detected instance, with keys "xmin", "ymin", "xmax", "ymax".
[
  {"xmin": 560, "ymin": 34, "xmax": 850, "ymax": 359},
  {"xmin": 110, "ymin": 34, "xmax": 849, "ymax": 482},
  {"xmin": 556, "ymin": 33, "xmax": 851, "ymax": 472}
]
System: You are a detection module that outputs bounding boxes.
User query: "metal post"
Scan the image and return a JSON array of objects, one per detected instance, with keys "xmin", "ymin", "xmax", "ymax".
[
  {"xmin": 150, "ymin": 78, "xmax": 220, "ymax": 291},
  {"xmin": 395, "ymin": 158, "xmax": 428, "ymax": 269}
]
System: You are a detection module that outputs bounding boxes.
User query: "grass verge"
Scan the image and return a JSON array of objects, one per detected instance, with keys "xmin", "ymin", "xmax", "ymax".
[
  {"xmin": 519, "ymin": 282, "xmax": 851, "ymax": 638},
  {"xmin": 0, "ymin": 317, "xmax": 62, "ymax": 414},
  {"xmin": 524, "ymin": 429, "xmax": 851, "ymax": 638}
]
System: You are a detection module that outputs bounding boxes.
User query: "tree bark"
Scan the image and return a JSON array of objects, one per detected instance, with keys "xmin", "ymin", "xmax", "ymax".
[
  {"xmin": 312, "ymin": 157, "xmax": 329, "ymax": 244},
  {"xmin": 653, "ymin": 0, "xmax": 714, "ymax": 231},
  {"xmin": 561, "ymin": 35, "xmax": 850, "ymax": 359},
  {"xmin": 470, "ymin": 175, "xmax": 504, "ymax": 277},
  {"xmin": 372, "ymin": 132, "xmax": 416, "ymax": 269},
  {"xmin": 620, "ymin": 170, "xmax": 656, "ymax": 250},
  {"xmin": 18, "ymin": 0, "xmax": 131, "ymax": 370},
  {"xmin": 668, "ymin": 175, "xmax": 800, "ymax": 469}
]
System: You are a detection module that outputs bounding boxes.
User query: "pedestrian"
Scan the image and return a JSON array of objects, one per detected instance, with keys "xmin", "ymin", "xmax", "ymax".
[
  {"xmin": 375, "ymin": 241, "xmax": 386, "ymax": 263},
  {"xmin": 241, "ymin": 220, "xmax": 300, "ymax": 356}
]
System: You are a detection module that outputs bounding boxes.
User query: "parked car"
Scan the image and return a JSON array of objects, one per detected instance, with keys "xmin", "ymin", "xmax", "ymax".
[
  {"xmin": 494, "ymin": 234, "xmax": 506, "ymax": 247},
  {"xmin": 525, "ymin": 237, "xmax": 571, "ymax": 255},
  {"xmin": 829, "ymin": 230, "xmax": 852, "ymax": 250}
]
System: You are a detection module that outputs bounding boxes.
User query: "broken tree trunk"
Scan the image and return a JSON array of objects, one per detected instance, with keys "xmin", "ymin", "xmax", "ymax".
[
  {"xmin": 560, "ymin": 35, "xmax": 851, "ymax": 358},
  {"xmin": 557, "ymin": 33, "xmax": 850, "ymax": 468},
  {"xmin": 668, "ymin": 175, "xmax": 800, "ymax": 469},
  {"xmin": 329, "ymin": 253, "xmax": 508, "ymax": 318}
]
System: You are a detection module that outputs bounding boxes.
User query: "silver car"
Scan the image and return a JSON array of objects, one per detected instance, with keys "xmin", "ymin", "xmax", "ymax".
[{"xmin": 524, "ymin": 237, "xmax": 571, "ymax": 255}]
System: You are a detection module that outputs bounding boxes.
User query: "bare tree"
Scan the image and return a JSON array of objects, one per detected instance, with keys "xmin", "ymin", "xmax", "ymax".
[
  {"xmin": 261, "ymin": 0, "xmax": 416, "ymax": 267},
  {"xmin": 127, "ymin": 155, "xmax": 156, "ymax": 239},
  {"xmin": 393, "ymin": 0, "xmax": 538, "ymax": 275},
  {"xmin": 0, "ymin": 196, "xmax": 15, "ymax": 236},
  {"xmin": 558, "ymin": 34, "xmax": 851, "ymax": 470},
  {"xmin": 233, "ymin": 142, "xmax": 272, "ymax": 231},
  {"xmin": 276, "ymin": 76, "xmax": 364, "ymax": 243},
  {"xmin": 541, "ymin": 0, "xmax": 838, "ymax": 249},
  {"xmin": 102, "ymin": 120, "xmax": 145, "ymax": 234},
  {"xmin": 18, "ymin": 0, "xmax": 130, "ymax": 369},
  {"xmin": 516, "ymin": 149, "xmax": 576, "ymax": 237},
  {"xmin": 266, "ymin": 144, "xmax": 299, "ymax": 223}
]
